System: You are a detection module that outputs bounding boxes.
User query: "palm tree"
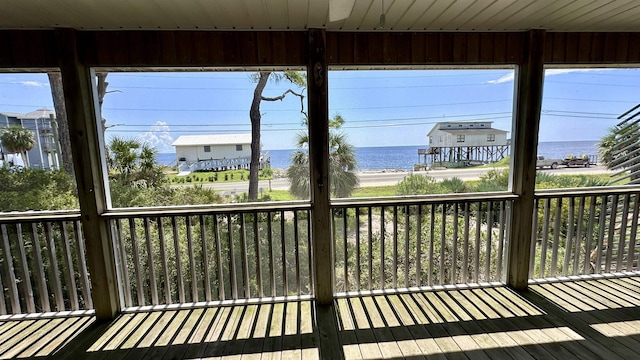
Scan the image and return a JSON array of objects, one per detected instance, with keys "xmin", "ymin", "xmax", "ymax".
[
  {"xmin": 287, "ymin": 115, "xmax": 359, "ymax": 199},
  {"xmin": 598, "ymin": 123, "xmax": 640, "ymax": 183},
  {"xmin": 0, "ymin": 125, "xmax": 35, "ymax": 168}
]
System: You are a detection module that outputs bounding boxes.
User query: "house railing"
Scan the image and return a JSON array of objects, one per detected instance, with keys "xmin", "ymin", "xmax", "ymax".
[
  {"xmin": 105, "ymin": 202, "xmax": 313, "ymax": 309},
  {"xmin": 331, "ymin": 193, "xmax": 516, "ymax": 294},
  {"xmin": 530, "ymin": 186, "xmax": 640, "ymax": 279},
  {"xmin": 0, "ymin": 211, "xmax": 93, "ymax": 317},
  {"xmin": 3, "ymin": 186, "xmax": 640, "ymax": 316}
]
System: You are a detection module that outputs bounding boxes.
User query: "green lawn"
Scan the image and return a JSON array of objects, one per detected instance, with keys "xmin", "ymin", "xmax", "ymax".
[{"xmin": 168, "ymin": 169, "xmax": 271, "ymax": 184}]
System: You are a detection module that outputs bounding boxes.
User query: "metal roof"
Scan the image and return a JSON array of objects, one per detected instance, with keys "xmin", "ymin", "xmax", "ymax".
[
  {"xmin": 172, "ymin": 134, "xmax": 251, "ymax": 147},
  {"xmin": 0, "ymin": 0, "xmax": 639, "ymax": 31},
  {"xmin": 20, "ymin": 108, "xmax": 54, "ymax": 120}
]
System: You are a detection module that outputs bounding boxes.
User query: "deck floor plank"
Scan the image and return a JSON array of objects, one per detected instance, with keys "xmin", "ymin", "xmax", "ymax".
[
  {"xmin": 3, "ymin": 279, "xmax": 640, "ymax": 360},
  {"xmin": 346, "ymin": 297, "xmax": 385, "ymax": 360},
  {"xmin": 261, "ymin": 302, "xmax": 285, "ymax": 360},
  {"xmin": 391, "ymin": 294, "xmax": 448, "ymax": 360},
  {"xmin": 528, "ymin": 282, "xmax": 640, "ymax": 359},
  {"xmin": 373, "ymin": 295, "xmax": 427, "ymax": 359},
  {"xmin": 474, "ymin": 288, "xmax": 579, "ymax": 360},
  {"xmin": 336, "ymin": 298, "xmax": 364, "ymax": 360},
  {"xmin": 404, "ymin": 292, "xmax": 469, "ymax": 360}
]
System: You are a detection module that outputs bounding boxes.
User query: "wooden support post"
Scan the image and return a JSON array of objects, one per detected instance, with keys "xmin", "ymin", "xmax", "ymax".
[
  {"xmin": 55, "ymin": 28, "xmax": 120, "ymax": 320},
  {"xmin": 308, "ymin": 28, "xmax": 333, "ymax": 304},
  {"xmin": 507, "ymin": 29, "xmax": 546, "ymax": 290}
]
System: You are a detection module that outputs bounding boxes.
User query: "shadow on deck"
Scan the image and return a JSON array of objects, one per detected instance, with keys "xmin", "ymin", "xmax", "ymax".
[{"xmin": 2, "ymin": 275, "xmax": 640, "ymax": 359}]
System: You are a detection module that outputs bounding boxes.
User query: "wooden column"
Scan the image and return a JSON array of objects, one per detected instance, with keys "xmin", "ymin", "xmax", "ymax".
[
  {"xmin": 507, "ymin": 29, "xmax": 546, "ymax": 290},
  {"xmin": 308, "ymin": 28, "xmax": 333, "ymax": 304},
  {"xmin": 55, "ymin": 28, "xmax": 120, "ymax": 320}
]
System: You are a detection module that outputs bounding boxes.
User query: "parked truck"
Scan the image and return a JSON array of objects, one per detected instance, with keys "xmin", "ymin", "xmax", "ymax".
[{"xmin": 536, "ymin": 155, "xmax": 562, "ymax": 169}]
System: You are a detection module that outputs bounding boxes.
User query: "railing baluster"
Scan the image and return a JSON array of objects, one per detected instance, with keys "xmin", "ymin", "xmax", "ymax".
[
  {"xmin": 462, "ymin": 203, "xmax": 470, "ymax": 282},
  {"xmin": 294, "ymin": 211, "xmax": 301, "ymax": 296},
  {"xmin": 172, "ymin": 216, "xmax": 186, "ymax": 304},
  {"xmin": 343, "ymin": 208, "xmax": 348, "ymax": 292},
  {"xmin": 474, "ymin": 202, "xmax": 481, "ymax": 283},
  {"xmin": 307, "ymin": 209, "xmax": 313, "ymax": 295},
  {"xmin": 440, "ymin": 204, "xmax": 446, "ymax": 285},
  {"xmin": 143, "ymin": 217, "xmax": 158, "ymax": 305},
  {"xmin": 200, "ymin": 215, "xmax": 211, "ymax": 301},
  {"xmin": 596, "ymin": 195, "xmax": 608, "ymax": 273},
  {"xmin": 44, "ymin": 222, "xmax": 64, "ymax": 311},
  {"xmin": 540, "ymin": 198, "xmax": 551, "ymax": 277},
  {"xmin": 605, "ymin": 195, "xmax": 619, "ymax": 273},
  {"xmin": 573, "ymin": 197, "xmax": 586, "ymax": 275},
  {"xmin": 550, "ymin": 198, "xmax": 562, "ymax": 277},
  {"xmin": 186, "ymin": 216, "xmax": 198, "ymax": 302},
  {"xmin": 30, "ymin": 223, "xmax": 50, "ymax": 312},
  {"xmin": 73, "ymin": 221, "xmax": 92, "ymax": 309},
  {"xmin": 616, "ymin": 194, "xmax": 631, "ymax": 272},
  {"xmin": 416, "ymin": 205, "xmax": 422, "ymax": 287},
  {"xmin": 380, "ymin": 206, "xmax": 385, "ymax": 289},
  {"xmin": 254, "ymin": 212, "xmax": 263, "ymax": 298},
  {"xmin": 367, "ymin": 207, "xmax": 373, "ymax": 290},
  {"xmin": 1, "ymin": 224, "xmax": 20, "ymax": 313},
  {"xmin": 0, "ymin": 262, "xmax": 6, "ymax": 314},
  {"xmin": 267, "ymin": 212, "xmax": 275, "ymax": 297},
  {"xmin": 129, "ymin": 218, "xmax": 145, "ymax": 306},
  {"xmin": 562, "ymin": 197, "xmax": 575, "ymax": 276},
  {"xmin": 355, "ymin": 207, "xmax": 361, "ymax": 292},
  {"xmin": 485, "ymin": 202, "xmax": 493, "ymax": 281},
  {"xmin": 404, "ymin": 205, "xmax": 410, "ymax": 288},
  {"xmin": 213, "ymin": 215, "xmax": 225, "ymax": 301},
  {"xmin": 15, "ymin": 224, "xmax": 35, "ymax": 313},
  {"xmin": 59, "ymin": 221, "xmax": 79, "ymax": 310},
  {"xmin": 228, "ymin": 213, "xmax": 238, "ymax": 300},
  {"xmin": 627, "ymin": 194, "xmax": 639, "ymax": 271},
  {"xmin": 114, "ymin": 219, "xmax": 131, "ymax": 307},
  {"xmin": 498, "ymin": 201, "xmax": 506, "ymax": 280},
  {"xmin": 584, "ymin": 196, "xmax": 597, "ymax": 275},
  {"xmin": 429, "ymin": 204, "xmax": 435, "ymax": 286},
  {"xmin": 280, "ymin": 210, "xmax": 287, "ymax": 296},
  {"xmin": 393, "ymin": 206, "xmax": 398, "ymax": 288},
  {"xmin": 157, "ymin": 217, "xmax": 172, "ymax": 304},
  {"xmin": 451, "ymin": 204, "xmax": 459, "ymax": 284},
  {"xmin": 239, "ymin": 213, "xmax": 249, "ymax": 299}
]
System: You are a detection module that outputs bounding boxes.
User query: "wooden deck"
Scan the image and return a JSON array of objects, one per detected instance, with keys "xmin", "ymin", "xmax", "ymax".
[{"xmin": 1, "ymin": 275, "xmax": 640, "ymax": 359}]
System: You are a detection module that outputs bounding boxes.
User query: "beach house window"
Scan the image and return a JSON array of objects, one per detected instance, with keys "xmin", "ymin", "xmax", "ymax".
[
  {"xmin": 236, "ymin": 144, "xmax": 243, "ymax": 151},
  {"xmin": 457, "ymin": 135, "xmax": 465, "ymax": 142},
  {"xmin": 487, "ymin": 134, "xmax": 495, "ymax": 142},
  {"xmin": 204, "ymin": 145, "xmax": 211, "ymax": 152},
  {"xmin": 429, "ymin": 136, "xmax": 433, "ymax": 143}
]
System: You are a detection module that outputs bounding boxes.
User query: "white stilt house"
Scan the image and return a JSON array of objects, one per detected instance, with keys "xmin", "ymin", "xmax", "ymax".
[{"xmin": 172, "ymin": 133, "xmax": 270, "ymax": 174}]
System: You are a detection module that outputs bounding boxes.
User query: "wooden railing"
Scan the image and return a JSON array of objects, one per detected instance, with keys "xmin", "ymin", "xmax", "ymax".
[
  {"xmin": 331, "ymin": 193, "xmax": 517, "ymax": 294},
  {"xmin": 106, "ymin": 202, "xmax": 313, "ymax": 308},
  {"xmin": 531, "ymin": 186, "xmax": 640, "ymax": 279},
  {"xmin": 0, "ymin": 211, "xmax": 93, "ymax": 316}
]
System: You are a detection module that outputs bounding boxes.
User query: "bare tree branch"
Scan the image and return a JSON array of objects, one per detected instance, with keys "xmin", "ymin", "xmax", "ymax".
[{"xmin": 262, "ymin": 89, "xmax": 307, "ymax": 119}]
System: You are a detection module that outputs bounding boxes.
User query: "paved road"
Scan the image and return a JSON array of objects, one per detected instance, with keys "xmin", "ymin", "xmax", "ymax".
[{"xmin": 185, "ymin": 165, "xmax": 613, "ymax": 194}]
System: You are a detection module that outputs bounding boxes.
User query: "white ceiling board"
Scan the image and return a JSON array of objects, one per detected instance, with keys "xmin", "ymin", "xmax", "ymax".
[
  {"xmin": 0, "ymin": 0, "xmax": 639, "ymax": 31},
  {"xmin": 307, "ymin": 0, "xmax": 329, "ymax": 28},
  {"xmin": 288, "ymin": 0, "xmax": 311, "ymax": 29},
  {"xmin": 391, "ymin": 0, "xmax": 436, "ymax": 30}
]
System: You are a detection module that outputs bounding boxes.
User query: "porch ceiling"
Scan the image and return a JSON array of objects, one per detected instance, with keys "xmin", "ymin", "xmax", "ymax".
[{"xmin": 1, "ymin": 0, "xmax": 640, "ymax": 32}]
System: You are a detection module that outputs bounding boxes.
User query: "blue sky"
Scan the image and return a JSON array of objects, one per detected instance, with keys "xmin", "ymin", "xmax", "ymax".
[{"xmin": 0, "ymin": 68, "xmax": 638, "ymax": 152}]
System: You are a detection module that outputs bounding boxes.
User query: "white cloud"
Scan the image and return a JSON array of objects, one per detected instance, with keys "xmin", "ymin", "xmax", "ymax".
[
  {"xmin": 19, "ymin": 80, "xmax": 47, "ymax": 87},
  {"xmin": 488, "ymin": 68, "xmax": 615, "ymax": 84},
  {"xmin": 488, "ymin": 73, "xmax": 514, "ymax": 84},
  {"xmin": 138, "ymin": 121, "xmax": 174, "ymax": 153}
]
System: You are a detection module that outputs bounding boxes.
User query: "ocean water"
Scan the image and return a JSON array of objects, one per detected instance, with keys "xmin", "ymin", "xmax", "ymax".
[{"xmin": 156, "ymin": 140, "xmax": 600, "ymax": 171}]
